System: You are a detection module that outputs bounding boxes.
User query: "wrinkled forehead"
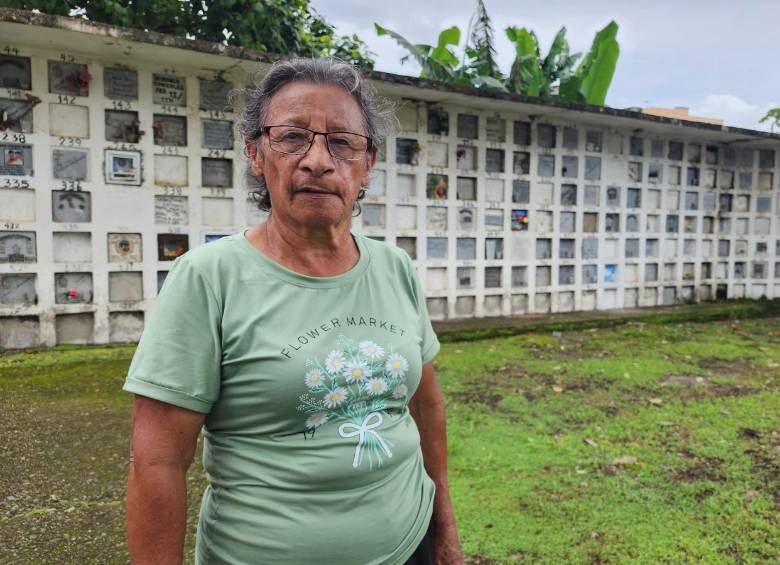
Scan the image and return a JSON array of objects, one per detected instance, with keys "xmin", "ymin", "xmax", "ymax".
[{"xmin": 264, "ymin": 81, "xmax": 366, "ymax": 133}]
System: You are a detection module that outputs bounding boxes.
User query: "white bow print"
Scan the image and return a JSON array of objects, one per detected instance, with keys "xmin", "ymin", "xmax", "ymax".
[{"xmin": 338, "ymin": 412, "xmax": 393, "ymax": 468}]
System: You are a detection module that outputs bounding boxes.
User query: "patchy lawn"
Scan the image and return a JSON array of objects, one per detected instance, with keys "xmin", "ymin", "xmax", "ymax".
[{"xmin": 1, "ymin": 316, "xmax": 779, "ymax": 564}]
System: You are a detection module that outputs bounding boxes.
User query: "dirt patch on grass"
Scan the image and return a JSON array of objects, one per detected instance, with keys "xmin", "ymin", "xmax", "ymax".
[
  {"xmin": 661, "ymin": 375, "xmax": 710, "ymax": 386},
  {"xmin": 698, "ymin": 357, "xmax": 751, "ymax": 378},
  {"xmin": 740, "ymin": 428, "xmax": 780, "ymax": 510},
  {"xmin": 669, "ymin": 455, "xmax": 725, "ymax": 482}
]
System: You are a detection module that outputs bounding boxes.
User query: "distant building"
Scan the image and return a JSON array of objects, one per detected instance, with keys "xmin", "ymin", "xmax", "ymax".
[{"xmin": 643, "ymin": 107, "xmax": 723, "ymax": 126}]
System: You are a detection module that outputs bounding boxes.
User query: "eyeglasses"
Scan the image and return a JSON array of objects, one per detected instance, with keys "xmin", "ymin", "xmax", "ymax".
[{"xmin": 261, "ymin": 125, "xmax": 372, "ymax": 161}]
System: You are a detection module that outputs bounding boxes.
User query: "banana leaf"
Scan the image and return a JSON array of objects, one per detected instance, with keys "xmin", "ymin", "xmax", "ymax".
[{"xmin": 375, "ymin": 23, "xmax": 432, "ymax": 75}]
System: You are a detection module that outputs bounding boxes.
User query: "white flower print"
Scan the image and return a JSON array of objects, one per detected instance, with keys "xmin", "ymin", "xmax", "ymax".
[
  {"xmin": 392, "ymin": 384, "xmax": 408, "ymax": 399},
  {"xmin": 306, "ymin": 412, "xmax": 330, "ymax": 428},
  {"xmin": 385, "ymin": 353, "xmax": 409, "ymax": 379},
  {"xmin": 304, "ymin": 368, "xmax": 325, "ymax": 388},
  {"xmin": 359, "ymin": 340, "xmax": 385, "ymax": 360},
  {"xmin": 365, "ymin": 378, "xmax": 388, "ymax": 396},
  {"xmin": 324, "ymin": 387, "xmax": 349, "ymax": 408},
  {"xmin": 325, "ymin": 350, "xmax": 346, "ymax": 374},
  {"xmin": 344, "ymin": 361, "xmax": 372, "ymax": 383}
]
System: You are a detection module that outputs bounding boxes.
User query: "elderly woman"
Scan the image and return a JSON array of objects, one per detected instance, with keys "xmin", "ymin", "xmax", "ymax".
[{"xmin": 124, "ymin": 58, "xmax": 463, "ymax": 565}]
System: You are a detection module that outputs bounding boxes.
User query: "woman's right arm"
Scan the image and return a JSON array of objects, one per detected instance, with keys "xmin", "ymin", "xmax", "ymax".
[{"xmin": 126, "ymin": 395, "xmax": 205, "ymax": 565}]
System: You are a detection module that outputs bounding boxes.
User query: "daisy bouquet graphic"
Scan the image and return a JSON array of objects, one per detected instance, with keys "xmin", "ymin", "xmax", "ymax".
[{"xmin": 296, "ymin": 335, "xmax": 410, "ymax": 470}]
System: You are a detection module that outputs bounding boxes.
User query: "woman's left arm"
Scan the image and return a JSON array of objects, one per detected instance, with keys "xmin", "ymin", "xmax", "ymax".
[{"xmin": 409, "ymin": 361, "xmax": 464, "ymax": 565}]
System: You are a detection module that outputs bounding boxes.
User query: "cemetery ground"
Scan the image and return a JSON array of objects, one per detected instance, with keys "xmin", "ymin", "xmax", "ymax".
[{"xmin": 1, "ymin": 305, "xmax": 779, "ymax": 564}]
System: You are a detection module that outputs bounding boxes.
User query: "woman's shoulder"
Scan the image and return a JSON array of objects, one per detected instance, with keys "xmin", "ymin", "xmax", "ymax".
[{"xmin": 170, "ymin": 232, "xmax": 247, "ymax": 281}]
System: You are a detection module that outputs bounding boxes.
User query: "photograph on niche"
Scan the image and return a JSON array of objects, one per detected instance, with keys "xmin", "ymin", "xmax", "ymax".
[
  {"xmin": 5, "ymin": 147, "xmax": 24, "ymax": 166},
  {"xmin": 105, "ymin": 150, "xmax": 141, "ymax": 185}
]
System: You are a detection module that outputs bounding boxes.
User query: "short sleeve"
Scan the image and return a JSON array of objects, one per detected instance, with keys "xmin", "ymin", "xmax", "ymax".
[
  {"xmin": 402, "ymin": 253, "xmax": 440, "ymax": 364},
  {"xmin": 123, "ymin": 255, "xmax": 222, "ymax": 413}
]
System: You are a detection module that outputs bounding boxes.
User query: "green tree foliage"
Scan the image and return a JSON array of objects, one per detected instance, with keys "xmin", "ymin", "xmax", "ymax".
[
  {"xmin": 0, "ymin": 0, "xmax": 375, "ymax": 67},
  {"xmin": 376, "ymin": 0, "xmax": 619, "ymax": 106},
  {"xmin": 759, "ymin": 108, "xmax": 780, "ymax": 132}
]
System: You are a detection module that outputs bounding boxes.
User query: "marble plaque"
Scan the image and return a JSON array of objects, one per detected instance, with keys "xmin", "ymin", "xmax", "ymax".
[
  {"xmin": 426, "ymin": 206, "xmax": 447, "ymax": 230},
  {"xmin": 485, "ymin": 148, "xmax": 504, "ymax": 173},
  {"xmin": 456, "ymin": 145, "xmax": 476, "ymax": 170},
  {"xmin": 104, "ymin": 67, "xmax": 138, "ymax": 100},
  {"xmin": 54, "ymin": 272, "xmax": 93, "ymax": 303},
  {"xmin": 456, "ymin": 238, "xmax": 476, "ymax": 260},
  {"xmin": 561, "ymin": 155, "xmax": 578, "ymax": 178},
  {"xmin": 485, "ymin": 209, "xmax": 503, "ymax": 230},
  {"xmin": 49, "ymin": 103, "xmax": 90, "ymax": 138},
  {"xmin": 105, "ymin": 150, "xmax": 141, "ymax": 185},
  {"xmin": 0, "ymin": 144, "xmax": 33, "ymax": 176},
  {"xmin": 426, "ymin": 267, "xmax": 447, "ymax": 291},
  {"xmin": 396, "ymin": 237, "xmax": 416, "ymax": 259},
  {"xmin": 202, "ymin": 196, "xmax": 234, "ymax": 226},
  {"xmin": 0, "ymin": 231, "xmax": 36, "ymax": 263},
  {"xmin": 457, "ymin": 208, "xmax": 475, "ymax": 231},
  {"xmin": 52, "ymin": 190, "xmax": 91, "ymax": 223},
  {"xmin": 108, "ymin": 271, "xmax": 143, "ymax": 302},
  {"xmin": 0, "ymin": 188, "xmax": 35, "ymax": 222},
  {"xmin": 109, "ymin": 311, "xmax": 144, "ymax": 342},
  {"xmin": 0, "ymin": 98, "xmax": 34, "ymax": 132},
  {"xmin": 199, "ymin": 79, "xmax": 231, "ymax": 111},
  {"xmin": 158, "ymin": 233, "xmax": 189, "ymax": 261},
  {"xmin": 153, "ymin": 74, "xmax": 186, "ymax": 106},
  {"xmin": 535, "ymin": 238, "xmax": 552, "ymax": 259},
  {"xmin": 485, "ymin": 117, "xmax": 505, "ymax": 142},
  {"xmin": 107, "ymin": 233, "xmax": 143, "ymax": 263},
  {"xmin": 0, "ymin": 274, "xmax": 36, "ymax": 305},
  {"xmin": 0, "ymin": 55, "xmax": 31, "ymax": 89},
  {"xmin": 485, "ymin": 238, "xmax": 503, "ymax": 260},
  {"xmin": 397, "ymin": 105, "xmax": 418, "ymax": 132},
  {"xmin": 53, "ymin": 148, "xmax": 89, "ymax": 181},
  {"xmin": 154, "ymin": 195, "xmax": 188, "ymax": 224},
  {"xmin": 427, "ymin": 108, "xmax": 449, "ymax": 136},
  {"xmin": 537, "ymin": 124, "xmax": 556, "ymax": 148},
  {"xmin": 427, "ymin": 237, "xmax": 447, "ymax": 259},
  {"xmin": 457, "ymin": 266, "xmax": 474, "ymax": 288},
  {"xmin": 485, "ymin": 268, "xmax": 502, "ymax": 289},
  {"xmin": 584, "ymin": 156, "xmax": 601, "ymax": 181},
  {"xmin": 561, "ymin": 184, "xmax": 577, "ymax": 206},
  {"xmin": 513, "ymin": 151, "xmax": 530, "ymax": 175},
  {"xmin": 456, "ymin": 177, "xmax": 476, "ymax": 200},
  {"xmin": 105, "ymin": 110, "xmax": 140, "ymax": 143},
  {"xmin": 55, "ymin": 312, "xmax": 94, "ymax": 345},
  {"xmin": 202, "ymin": 158, "xmax": 233, "ymax": 187},
  {"xmin": 456, "ymin": 295, "xmax": 476, "ymax": 315},
  {"xmin": 457, "ymin": 114, "xmax": 478, "ymax": 139},
  {"xmin": 368, "ymin": 169, "xmax": 386, "ymax": 196},
  {"xmin": 362, "ymin": 203, "xmax": 385, "ymax": 227},
  {"xmin": 52, "ymin": 232, "xmax": 92, "ymax": 263},
  {"xmin": 396, "ymin": 173, "xmax": 416, "ymax": 198},
  {"xmin": 537, "ymin": 154, "xmax": 555, "ymax": 177},
  {"xmin": 485, "ymin": 178, "xmax": 503, "ymax": 202},
  {"xmin": 513, "ymin": 121, "xmax": 531, "ymax": 146},
  {"xmin": 396, "ymin": 138, "xmax": 419, "ymax": 165},
  {"xmin": 427, "ymin": 141, "xmax": 448, "ymax": 168},
  {"xmin": 202, "ymin": 119, "xmax": 234, "ymax": 149},
  {"xmin": 563, "ymin": 127, "xmax": 579, "ymax": 150},
  {"xmin": 154, "ymin": 154, "xmax": 188, "ymax": 187},
  {"xmin": 153, "ymin": 114, "xmax": 187, "ymax": 146},
  {"xmin": 512, "ymin": 180, "xmax": 530, "ymax": 204},
  {"xmin": 396, "ymin": 205, "xmax": 417, "ymax": 230},
  {"xmin": 560, "ymin": 212, "xmax": 575, "ymax": 233},
  {"xmin": 585, "ymin": 130, "xmax": 602, "ymax": 152},
  {"xmin": 48, "ymin": 61, "xmax": 90, "ymax": 96},
  {"xmin": 426, "ymin": 174, "xmax": 448, "ymax": 200}
]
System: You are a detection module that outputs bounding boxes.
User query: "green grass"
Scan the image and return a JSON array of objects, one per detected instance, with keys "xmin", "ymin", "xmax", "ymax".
[{"xmin": 1, "ymin": 317, "xmax": 778, "ymax": 564}]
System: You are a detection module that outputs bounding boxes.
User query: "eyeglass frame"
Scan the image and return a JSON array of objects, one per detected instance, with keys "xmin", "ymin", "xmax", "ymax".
[{"xmin": 259, "ymin": 124, "xmax": 374, "ymax": 161}]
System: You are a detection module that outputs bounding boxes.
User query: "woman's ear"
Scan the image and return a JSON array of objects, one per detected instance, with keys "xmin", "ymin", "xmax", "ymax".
[{"xmin": 246, "ymin": 139, "xmax": 265, "ymax": 177}]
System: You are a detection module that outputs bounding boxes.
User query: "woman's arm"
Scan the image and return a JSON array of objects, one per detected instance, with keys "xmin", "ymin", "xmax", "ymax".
[
  {"xmin": 126, "ymin": 395, "xmax": 205, "ymax": 565},
  {"xmin": 409, "ymin": 361, "xmax": 464, "ymax": 565}
]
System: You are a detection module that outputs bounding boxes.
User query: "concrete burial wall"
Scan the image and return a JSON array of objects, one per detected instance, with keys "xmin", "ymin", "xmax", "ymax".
[{"xmin": 2, "ymin": 10, "xmax": 780, "ymax": 348}]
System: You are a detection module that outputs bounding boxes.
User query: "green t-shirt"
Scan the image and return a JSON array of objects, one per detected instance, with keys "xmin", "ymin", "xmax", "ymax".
[{"xmin": 123, "ymin": 230, "xmax": 439, "ymax": 565}]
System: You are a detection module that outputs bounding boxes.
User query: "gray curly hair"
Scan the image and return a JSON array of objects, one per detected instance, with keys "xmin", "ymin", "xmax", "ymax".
[{"xmin": 233, "ymin": 57, "xmax": 394, "ymax": 214}]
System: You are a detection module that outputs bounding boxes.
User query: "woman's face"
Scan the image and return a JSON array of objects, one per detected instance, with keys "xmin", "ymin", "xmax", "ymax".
[{"xmin": 247, "ymin": 81, "xmax": 376, "ymax": 230}]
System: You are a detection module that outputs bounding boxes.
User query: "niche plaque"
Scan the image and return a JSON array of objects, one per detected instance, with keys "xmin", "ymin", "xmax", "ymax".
[
  {"xmin": 202, "ymin": 120, "xmax": 234, "ymax": 149},
  {"xmin": 52, "ymin": 148, "xmax": 89, "ymax": 181},
  {"xmin": 48, "ymin": 61, "xmax": 90, "ymax": 96},
  {"xmin": 199, "ymin": 79, "xmax": 232, "ymax": 112},
  {"xmin": 0, "ymin": 144, "xmax": 33, "ymax": 176},
  {"xmin": 108, "ymin": 233, "xmax": 143, "ymax": 263},
  {"xmin": 0, "ymin": 55, "xmax": 32, "ymax": 89},
  {"xmin": 104, "ymin": 67, "xmax": 138, "ymax": 100},
  {"xmin": 0, "ymin": 231, "xmax": 36, "ymax": 263},
  {"xmin": 153, "ymin": 74, "xmax": 186, "ymax": 106}
]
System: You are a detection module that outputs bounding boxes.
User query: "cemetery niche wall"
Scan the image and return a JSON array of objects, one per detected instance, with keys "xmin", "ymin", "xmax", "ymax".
[{"xmin": 1, "ymin": 10, "xmax": 780, "ymax": 348}]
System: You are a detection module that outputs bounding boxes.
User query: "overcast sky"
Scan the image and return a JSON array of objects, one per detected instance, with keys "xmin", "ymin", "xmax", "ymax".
[{"xmin": 312, "ymin": 0, "xmax": 780, "ymax": 132}]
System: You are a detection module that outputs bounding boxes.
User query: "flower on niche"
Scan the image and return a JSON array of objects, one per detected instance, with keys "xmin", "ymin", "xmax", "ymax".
[
  {"xmin": 344, "ymin": 361, "xmax": 372, "ymax": 383},
  {"xmin": 392, "ymin": 384, "xmax": 408, "ymax": 399},
  {"xmin": 324, "ymin": 387, "xmax": 348, "ymax": 408},
  {"xmin": 365, "ymin": 378, "xmax": 388, "ymax": 396},
  {"xmin": 359, "ymin": 340, "xmax": 385, "ymax": 360},
  {"xmin": 67, "ymin": 289, "xmax": 79, "ymax": 298},
  {"xmin": 325, "ymin": 350, "xmax": 346, "ymax": 374},
  {"xmin": 306, "ymin": 413, "xmax": 329, "ymax": 428},
  {"xmin": 305, "ymin": 368, "xmax": 325, "ymax": 388},
  {"xmin": 385, "ymin": 353, "xmax": 409, "ymax": 378}
]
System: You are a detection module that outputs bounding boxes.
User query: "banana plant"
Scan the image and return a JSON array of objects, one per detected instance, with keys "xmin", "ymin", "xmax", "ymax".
[
  {"xmin": 558, "ymin": 21, "xmax": 619, "ymax": 105},
  {"xmin": 375, "ymin": 23, "xmax": 462, "ymax": 82}
]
